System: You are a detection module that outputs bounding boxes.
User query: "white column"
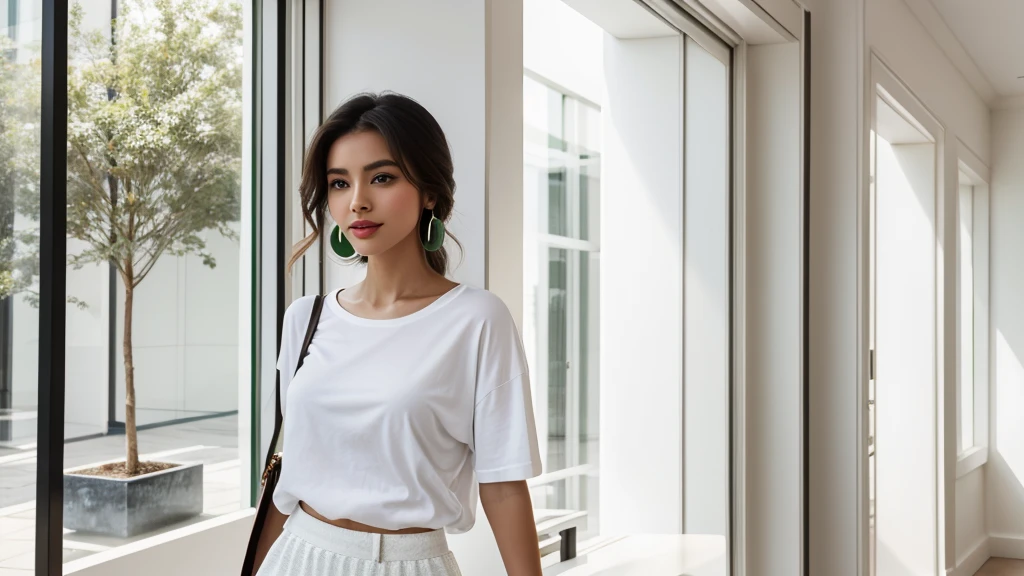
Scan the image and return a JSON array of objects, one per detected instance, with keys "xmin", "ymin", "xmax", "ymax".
[{"xmin": 744, "ymin": 41, "xmax": 803, "ymax": 574}]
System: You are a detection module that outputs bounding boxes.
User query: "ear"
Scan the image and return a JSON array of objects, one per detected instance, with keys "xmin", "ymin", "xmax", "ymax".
[{"xmin": 423, "ymin": 193, "xmax": 437, "ymax": 211}]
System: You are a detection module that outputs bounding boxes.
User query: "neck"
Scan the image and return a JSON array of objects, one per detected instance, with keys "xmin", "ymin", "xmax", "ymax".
[{"xmin": 361, "ymin": 233, "xmax": 438, "ymax": 301}]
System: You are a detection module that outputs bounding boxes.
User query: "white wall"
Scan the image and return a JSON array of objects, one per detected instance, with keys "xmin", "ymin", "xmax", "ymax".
[
  {"xmin": 322, "ymin": 0, "xmax": 486, "ymax": 292},
  {"xmin": 745, "ymin": 40, "xmax": 802, "ymax": 576},
  {"xmin": 866, "ymin": 0, "xmax": 989, "ymax": 163},
  {"xmin": 988, "ymin": 106, "xmax": 1024, "ymax": 552},
  {"xmin": 805, "ymin": 1, "xmax": 864, "ymax": 574},
  {"xmin": 600, "ymin": 34, "xmax": 684, "ymax": 534},
  {"xmin": 867, "ymin": 2, "xmax": 993, "ymax": 572},
  {"xmin": 956, "ymin": 467, "xmax": 987, "ymax": 565},
  {"xmin": 806, "ymin": 0, "xmax": 994, "ymax": 573}
]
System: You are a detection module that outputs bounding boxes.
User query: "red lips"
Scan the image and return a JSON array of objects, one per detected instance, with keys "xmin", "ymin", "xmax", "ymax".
[
  {"xmin": 349, "ymin": 220, "xmax": 382, "ymax": 239},
  {"xmin": 349, "ymin": 220, "xmax": 381, "ymax": 229}
]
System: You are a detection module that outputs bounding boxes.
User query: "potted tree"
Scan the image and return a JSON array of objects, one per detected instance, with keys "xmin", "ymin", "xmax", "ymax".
[{"xmin": 59, "ymin": 0, "xmax": 242, "ymax": 537}]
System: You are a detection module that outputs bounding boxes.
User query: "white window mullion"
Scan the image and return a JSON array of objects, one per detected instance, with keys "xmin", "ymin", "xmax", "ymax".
[{"xmin": 567, "ymin": 248, "xmax": 581, "ymax": 511}]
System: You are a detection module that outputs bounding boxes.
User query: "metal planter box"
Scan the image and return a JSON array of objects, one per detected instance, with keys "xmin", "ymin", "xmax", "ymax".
[{"xmin": 63, "ymin": 461, "xmax": 203, "ymax": 538}]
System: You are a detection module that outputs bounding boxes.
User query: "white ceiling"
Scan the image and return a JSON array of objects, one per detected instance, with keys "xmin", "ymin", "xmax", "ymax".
[{"xmin": 928, "ymin": 0, "xmax": 1024, "ymax": 97}]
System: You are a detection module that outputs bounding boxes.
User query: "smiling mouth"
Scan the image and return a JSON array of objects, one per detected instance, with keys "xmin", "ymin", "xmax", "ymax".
[
  {"xmin": 349, "ymin": 221, "xmax": 381, "ymax": 229},
  {"xmin": 349, "ymin": 223, "xmax": 382, "ymax": 239}
]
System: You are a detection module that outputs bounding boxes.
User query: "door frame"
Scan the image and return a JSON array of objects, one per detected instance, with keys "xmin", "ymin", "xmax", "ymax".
[{"xmin": 861, "ymin": 52, "xmax": 948, "ymax": 576}]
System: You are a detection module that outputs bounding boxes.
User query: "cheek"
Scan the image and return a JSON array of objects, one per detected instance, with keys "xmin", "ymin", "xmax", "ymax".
[{"xmin": 379, "ymin": 185, "xmax": 422, "ymax": 227}]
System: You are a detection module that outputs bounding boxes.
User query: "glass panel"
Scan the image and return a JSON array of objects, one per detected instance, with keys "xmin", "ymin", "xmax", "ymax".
[
  {"xmin": 577, "ymin": 251, "xmax": 599, "ymax": 541},
  {"xmin": 959, "ymin": 181, "xmax": 974, "ymax": 452},
  {"xmin": 569, "ymin": 99, "xmax": 600, "ymax": 242},
  {"xmin": 546, "ymin": 246, "xmax": 568, "ymax": 496},
  {"xmin": 547, "ymin": 168, "xmax": 568, "ymax": 238},
  {"xmin": 683, "ymin": 35, "xmax": 730, "ymax": 537},
  {"xmin": 1, "ymin": 0, "xmax": 41, "ymax": 571},
  {"xmin": 59, "ymin": 0, "xmax": 247, "ymax": 560},
  {"xmin": 524, "ymin": 73, "xmax": 601, "ymax": 551},
  {"xmin": 523, "ymin": 75, "xmax": 599, "ymax": 242}
]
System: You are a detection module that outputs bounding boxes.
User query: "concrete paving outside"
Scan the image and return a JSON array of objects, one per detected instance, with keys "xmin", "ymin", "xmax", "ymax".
[{"xmin": 0, "ymin": 414, "xmax": 243, "ymax": 575}]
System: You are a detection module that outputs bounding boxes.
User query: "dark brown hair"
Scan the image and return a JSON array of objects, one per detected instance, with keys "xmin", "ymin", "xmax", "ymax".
[{"xmin": 289, "ymin": 92, "xmax": 462, "ymax": 276}]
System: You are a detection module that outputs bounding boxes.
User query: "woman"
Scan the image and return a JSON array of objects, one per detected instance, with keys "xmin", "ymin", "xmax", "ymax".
[{"xmin": 255, "ymin": 92, "xmax": 544, "ymax": 576}]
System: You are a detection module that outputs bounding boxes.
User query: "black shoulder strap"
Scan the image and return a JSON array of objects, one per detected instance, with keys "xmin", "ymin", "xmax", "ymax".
[{"xmin": 263, "ymin": 294, "xmax": 324, "ymax": 473}]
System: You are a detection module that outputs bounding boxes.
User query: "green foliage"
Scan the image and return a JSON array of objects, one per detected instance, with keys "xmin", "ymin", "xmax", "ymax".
[
  {"xmin": 0, "ymin": 36, "xmax": 42, "ymax": 301},
  {"xmin": 65, "ymin": 0, "xmax": 243, "ymax": 286},
  {"xmin": 2, "ymin": 0, "xmax": 243, "ymax": 306}
]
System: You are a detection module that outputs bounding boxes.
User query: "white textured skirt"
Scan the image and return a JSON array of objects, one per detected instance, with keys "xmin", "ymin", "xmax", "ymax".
[{"xmin": 255, "ymin": 507, "xmax": 462, "ymax": 576}]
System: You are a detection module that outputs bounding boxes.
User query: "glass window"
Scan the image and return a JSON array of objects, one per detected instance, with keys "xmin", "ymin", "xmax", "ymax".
[
  {"xmin": 523, "ymin": 74, "xmax": 600, "ymax": 545},
  {"xmin": 8, "ymin": 0, "xmax": 249, "ymax": 563},
  {"xmin": 523, "ymin": 76, "xmax": 600, "ymax": 243},
  {"xmin": 1, "ymin": 0, "xmax": 41, "ymax": 570},
  {"xmin": 958, "ymin": 177, "xmax": 975, "ymax": 453}
]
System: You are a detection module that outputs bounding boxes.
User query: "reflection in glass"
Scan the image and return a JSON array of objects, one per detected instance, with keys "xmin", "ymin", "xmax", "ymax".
[
  {"xmin": 1, "ymin": 0, "xmax": 41, "ymax": 570},
  {"xmin": 524, "ymin": 74, "xmax": 601, "ymax": 544},
  {"xmin": 47, "ymin": 0, "xmax": 245, "ymax": 561}
]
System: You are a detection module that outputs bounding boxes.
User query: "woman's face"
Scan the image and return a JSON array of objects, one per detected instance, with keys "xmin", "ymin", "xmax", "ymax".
[{"xmin": 325, "ymin": 130, "xmax": 429, "ymax": 258}]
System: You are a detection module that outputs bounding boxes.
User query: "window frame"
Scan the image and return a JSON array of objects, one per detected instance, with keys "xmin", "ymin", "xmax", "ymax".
[
  {"xmin": 954, "ymin": 144, "xmax": 990, "ymax": 479},
  {"xmin": 26, "ymin": 0, "xmax": 288, "ymax": 571}
]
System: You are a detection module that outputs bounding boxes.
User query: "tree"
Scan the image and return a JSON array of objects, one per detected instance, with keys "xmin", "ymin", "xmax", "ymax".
[
  {"xmin": 66, "ymin": 0, "xmax": 242, "ymax": 475},
  {"xmin": 0, "ymin": 36, "xmax": 41, "ymax": 303}
]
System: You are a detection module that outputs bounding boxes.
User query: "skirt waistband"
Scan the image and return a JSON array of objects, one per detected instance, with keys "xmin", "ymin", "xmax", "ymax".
[{"xmin": 283, "ymin": 506, "xmax": 450, "ymax": 562}]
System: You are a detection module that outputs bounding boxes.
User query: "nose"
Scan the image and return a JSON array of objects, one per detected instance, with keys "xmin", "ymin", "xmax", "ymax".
[{"xmin": 349, "ymin": 181, "xmax": 371, "ymax": 213}]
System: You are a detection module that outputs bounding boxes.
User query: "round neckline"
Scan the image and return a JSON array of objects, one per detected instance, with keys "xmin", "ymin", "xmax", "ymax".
[{"xmin": 326, "ymin": 284, "xmax": 467, "ymax": 327}]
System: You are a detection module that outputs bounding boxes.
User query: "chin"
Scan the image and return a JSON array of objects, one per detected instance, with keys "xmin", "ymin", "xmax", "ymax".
[{"xmin": 351, "ymin": 241, "xmax": 392, "ymax": 258}]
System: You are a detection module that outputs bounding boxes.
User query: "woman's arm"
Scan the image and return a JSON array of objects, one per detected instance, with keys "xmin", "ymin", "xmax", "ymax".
[{"xmin": 480, "ymin": 480, "xmax": 543, "ymax": 575}]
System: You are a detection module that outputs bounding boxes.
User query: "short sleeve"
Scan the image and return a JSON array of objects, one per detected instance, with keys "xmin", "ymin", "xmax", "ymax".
[
  {"xmin": 473, "ymin": 373, "xmax": 543, "ymax": 483},
  {"xmin": 274, "ymin": 295, "xmax": 318, "ymax": 417},
  {"xmin": 471, "ymin": 295, "xmax": 543, "ymax": 483}
]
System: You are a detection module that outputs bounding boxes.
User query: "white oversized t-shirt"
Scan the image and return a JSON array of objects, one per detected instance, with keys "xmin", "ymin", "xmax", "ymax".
[{"xmin": 271, "ymin": 284, "xmax": 543, "ymax": 534}]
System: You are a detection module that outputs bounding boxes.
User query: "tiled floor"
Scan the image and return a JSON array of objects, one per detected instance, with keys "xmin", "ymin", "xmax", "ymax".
[
  {"xmin": 0, "ymin": 414, "xmax": 242, "ymax": 575},
  {"xmin": 975, "ymin": 558, "xmax": 1024, "ymax": 575}
]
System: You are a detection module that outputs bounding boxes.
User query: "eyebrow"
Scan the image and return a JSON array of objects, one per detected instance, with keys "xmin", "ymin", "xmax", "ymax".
[{"xmin": 326, "ymin": 159, "xmax": 399, "ymax": 176}]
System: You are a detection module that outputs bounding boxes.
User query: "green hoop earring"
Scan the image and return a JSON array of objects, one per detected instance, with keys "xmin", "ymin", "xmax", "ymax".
[
  {"xmin": 330, "ymin": 225, "xmax": 357, "ymax": 259},
  {"xmin": 420, "ymin": 209, "xmax": 445, "ymax": 252}
]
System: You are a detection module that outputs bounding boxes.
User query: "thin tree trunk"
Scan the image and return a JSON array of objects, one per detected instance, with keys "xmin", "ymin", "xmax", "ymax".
[{"xmin": 124, "ymin": 277, "xmax": 138, "ymax": 475}]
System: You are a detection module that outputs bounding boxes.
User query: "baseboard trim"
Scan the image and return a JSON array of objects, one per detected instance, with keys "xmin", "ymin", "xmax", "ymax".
[
  {"xmin": 950, "ymin": 537, "xmax": 990, "ymax": 576},
  {"xmin": 989, "ymin": 534, "xmax": 1024, "ymax": 560}
]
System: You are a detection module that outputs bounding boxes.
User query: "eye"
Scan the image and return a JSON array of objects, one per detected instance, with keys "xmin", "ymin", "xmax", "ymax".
[
  {"xmin": 371, "ymin": 173, "xmax": 395, "ymax": 185},
  {"xmin": 329, "ymin": 178, "xmax": 349, "ymax": 190}
]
